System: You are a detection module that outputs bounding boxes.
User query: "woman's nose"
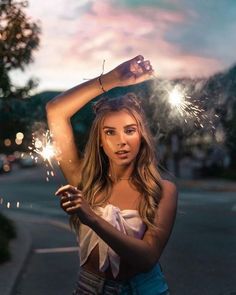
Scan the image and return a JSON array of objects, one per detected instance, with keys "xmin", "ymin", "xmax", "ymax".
[{"xmin": 116, "ymin": 133, "xmax": 126, "ymax": 146}]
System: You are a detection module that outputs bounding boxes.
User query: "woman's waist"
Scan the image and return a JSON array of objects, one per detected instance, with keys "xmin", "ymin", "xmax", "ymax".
[
  {"xmin": 82, "ymin": 246, "xmax": 139, "ymax": 281},
  {"xmin": 81, "ymin": 261, "xmax": 169, "ymax": 293}
]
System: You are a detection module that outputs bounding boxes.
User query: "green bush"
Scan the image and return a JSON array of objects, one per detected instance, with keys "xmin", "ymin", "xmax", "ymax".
[
  {"xmin": 219, "ymin": 169, "xmax": 236, "ymax": 180},
  {"xmin": 0, "ymin": 234, "xmax": 10, "ymax": 263},
  {"xmin": 0, "ymin": 213, "xmax": 16, "ymax": 239},
  {"xmin": 0, "ymin": 213, "xmax": 17, "ymax": 263}
]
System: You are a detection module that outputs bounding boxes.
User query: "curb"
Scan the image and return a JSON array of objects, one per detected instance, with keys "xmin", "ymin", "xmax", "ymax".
[
  {"xmin": 177, "ymin": 179, "xmax": 236, "ymax": 192},
  {"xmin": 0, "ymin": 213, "xmax": 32, "ymax": 295}
]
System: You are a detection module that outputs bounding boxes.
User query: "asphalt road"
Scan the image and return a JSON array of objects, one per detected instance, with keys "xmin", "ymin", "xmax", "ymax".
[{"xmin": 0, "ymin": 165, "xmax": 236, "ymax": 295}]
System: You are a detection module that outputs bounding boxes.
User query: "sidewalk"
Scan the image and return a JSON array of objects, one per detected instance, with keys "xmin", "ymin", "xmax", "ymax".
[
  {"xmin": 0, "ymin": 213, "xmax": 32, "ymax": 295},
  {"xmin": 0, "ymin": 211, "xmax": 75, "ymax": 295}
]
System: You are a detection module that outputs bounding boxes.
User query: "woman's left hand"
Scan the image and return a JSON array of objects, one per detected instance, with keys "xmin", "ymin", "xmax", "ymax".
[{"xmin": 55, "ymin": 185, "xmax": 97, "ymax": 226}]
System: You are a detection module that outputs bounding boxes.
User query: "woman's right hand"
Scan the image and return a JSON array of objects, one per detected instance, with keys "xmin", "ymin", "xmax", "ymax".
[
  {"xmin": 55, "ymin": 185, "xmax": 97, "ymax": 226},
  {"xmin": 105, "ymin": 55, "xmax": 154, "ymax": 88}
]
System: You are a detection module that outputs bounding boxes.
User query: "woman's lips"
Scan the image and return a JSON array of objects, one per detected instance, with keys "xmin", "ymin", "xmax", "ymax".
[{"xmin": 115, "ymin": 151, "xmax": 129, "ymax": 159}]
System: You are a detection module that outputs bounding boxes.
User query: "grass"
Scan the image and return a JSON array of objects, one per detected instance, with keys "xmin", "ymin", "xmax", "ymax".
[{"xmin": 0, "ymin": 213, "xmax": 17, "ymax": 264}]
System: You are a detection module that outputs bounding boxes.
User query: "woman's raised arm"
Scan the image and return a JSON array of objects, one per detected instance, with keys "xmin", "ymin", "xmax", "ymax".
[
  {"xmin": 46, "ymin": 74, "xmax": 119, "ymax": 185},
  {"xmin": 46, "ymin": 55, "xmax": 154, "ymax": 185}
]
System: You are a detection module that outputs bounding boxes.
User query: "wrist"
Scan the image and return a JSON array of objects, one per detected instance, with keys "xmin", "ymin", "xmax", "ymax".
[
  {"xmin": 100, "ymin": 72, "xmax": 121, "ymax": 92},
  {"xmin": 85, "ymin": 211, "xmax": 100, "ymax": 228}
]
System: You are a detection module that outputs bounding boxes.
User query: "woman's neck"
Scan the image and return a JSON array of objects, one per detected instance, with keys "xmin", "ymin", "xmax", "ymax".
[{"xmin": 108, "ymin": 163, "xmax": 134, "ymax": 182}]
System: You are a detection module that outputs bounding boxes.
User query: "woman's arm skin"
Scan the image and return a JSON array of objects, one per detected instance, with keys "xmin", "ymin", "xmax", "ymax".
[
  {"xmin": 46, "ymin": 75, "xmax": 119, "ymax": 186},
  {"xmin": 46, "ymin": 55, "xmax": 153, "ymax": 185},
  {"xmin": 56, "ymin": 180, "xmax": 178, "ymax": 272}
]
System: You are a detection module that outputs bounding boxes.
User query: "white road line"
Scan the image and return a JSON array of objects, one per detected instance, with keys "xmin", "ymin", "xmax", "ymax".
[
  {"xmin": 35, "ymin": 246, "xmax": 78, "ymax": 254},
  {"xmin": 46, "ymin": 219, "xmax": 72, "ymax": 231}
]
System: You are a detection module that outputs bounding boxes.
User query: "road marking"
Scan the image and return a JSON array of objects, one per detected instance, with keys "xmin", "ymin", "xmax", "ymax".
[
  {"xmin": 46, "ymin": 219, "xmax": 71, "ymax": 231},
  {"xmin": 35, "ymin": 246, "xmax": 78, "ymax": 254},
  {"xmin": 5, "ymin": 211, "xmax": 73, "ymax": 231}
]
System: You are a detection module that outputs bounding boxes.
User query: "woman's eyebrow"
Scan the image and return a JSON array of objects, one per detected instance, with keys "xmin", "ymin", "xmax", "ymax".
[{"xmin": 103, "ymin": 124, "xmax": 137, "ymax": 129}]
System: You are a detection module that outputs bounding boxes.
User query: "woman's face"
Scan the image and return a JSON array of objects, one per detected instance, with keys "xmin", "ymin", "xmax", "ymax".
[{"xmin": 100, "ymin": 110, "xmax": 142, "ymax": 167}]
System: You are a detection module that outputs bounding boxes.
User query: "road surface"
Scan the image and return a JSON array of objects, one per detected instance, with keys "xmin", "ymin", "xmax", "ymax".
[{"xmin": 0, "ymin": 165, "xmax": 235, "ymax": 295}]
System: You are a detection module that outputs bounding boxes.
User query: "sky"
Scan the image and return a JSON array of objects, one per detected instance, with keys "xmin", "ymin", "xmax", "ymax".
[{"xmin": 10, "ymin": 0, "xmax": 236, "ymax": 92}]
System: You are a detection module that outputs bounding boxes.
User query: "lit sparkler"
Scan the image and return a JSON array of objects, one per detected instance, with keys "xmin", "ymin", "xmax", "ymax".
[
  {"xmin": 28, "ymin": 130, "xmax": 57, "ymax": 181},
  {"xmin": 33, "ymin": 131, "xmax": 55, "ymax": 166},
  {"xmin": 166, "ymin": 84, "xmax": 214, "ymax": 129},
  {"xmin": 168, "ymin": 85, "xmax": 203, "ymax": 118}
]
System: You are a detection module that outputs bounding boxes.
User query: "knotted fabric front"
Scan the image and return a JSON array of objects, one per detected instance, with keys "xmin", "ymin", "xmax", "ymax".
[{"xmin": 79, "ymin": 204, "xmax": 146, "ymax": 278}]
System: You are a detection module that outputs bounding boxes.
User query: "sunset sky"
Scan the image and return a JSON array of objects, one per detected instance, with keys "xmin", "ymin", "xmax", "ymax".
[{"xmin": 10, "ymin": 0, "xmax": 236, "ymax": 92}]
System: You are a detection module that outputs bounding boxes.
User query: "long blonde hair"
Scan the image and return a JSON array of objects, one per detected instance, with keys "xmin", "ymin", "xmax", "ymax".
[{"xmin": 71, "ymin": 93, "xmax": 163, "ymax": 229}]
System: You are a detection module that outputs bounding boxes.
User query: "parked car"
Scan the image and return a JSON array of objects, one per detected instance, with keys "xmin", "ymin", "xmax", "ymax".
[
  {"xmin": 0, "ymin": 154, "xmax": 11, "ymax": 173},
  {"xmin": 7, "ymin": 154, "xmax": 17, "ymax": 163}
]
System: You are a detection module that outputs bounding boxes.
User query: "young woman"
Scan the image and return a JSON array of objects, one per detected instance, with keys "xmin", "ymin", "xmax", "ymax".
[{"xmin": 46, "ymin": 55, "xmax": 178, "ymax": 295}]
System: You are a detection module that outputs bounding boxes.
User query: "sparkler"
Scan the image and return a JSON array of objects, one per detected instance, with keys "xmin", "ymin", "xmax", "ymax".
[
  {"xmin": 166, "ymin": 84, "xmax": 216, "ymax": 129},
  {"xmin": 28, "ymin": 130, "xmax": 57, "ymax": 181},
  {"xmin": 167, "ymin": 85, "xmax": 203, "ymax": 121},
  {"xmin": 0, "ymin": 130, "xmax": 60, "ymax": 211},
  {"xmin": 0, "ymin": 197, "xmax": 21, "ymax": 209}
]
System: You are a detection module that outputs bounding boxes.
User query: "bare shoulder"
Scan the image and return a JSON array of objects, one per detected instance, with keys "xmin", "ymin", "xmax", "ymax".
[{"xmin": 160, "ymin": 179, "xmax": 178, "ymax": 201}]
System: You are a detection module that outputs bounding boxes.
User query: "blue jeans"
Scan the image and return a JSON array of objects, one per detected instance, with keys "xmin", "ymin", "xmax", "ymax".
[{"xmin": 72, "ymin": 266, "xmax": 170, "ymax": 295}]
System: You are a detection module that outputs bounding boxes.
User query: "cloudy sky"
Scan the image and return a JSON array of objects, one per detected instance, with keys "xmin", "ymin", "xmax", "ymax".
[{"xmin": 11, "ymin": 0, "xmax": 236, "ymax": 92}]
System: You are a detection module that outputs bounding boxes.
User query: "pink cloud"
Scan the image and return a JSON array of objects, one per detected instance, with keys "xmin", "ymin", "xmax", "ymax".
[
  {"xmin": 65, "ymin": 3, "xmax": 185, "ymax": 64},
  {"xmin": 15, "ymin": 0, "xmax": 227, "ymax": 91},
  {"xmin": 62, "ymin": 1, "xmax": 221, "ymax": 81}
]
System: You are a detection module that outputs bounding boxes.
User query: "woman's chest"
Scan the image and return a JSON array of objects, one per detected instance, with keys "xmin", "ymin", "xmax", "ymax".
[{"xmin": 97, "ymin": 182, "xmax": 141, "ymax": 211}]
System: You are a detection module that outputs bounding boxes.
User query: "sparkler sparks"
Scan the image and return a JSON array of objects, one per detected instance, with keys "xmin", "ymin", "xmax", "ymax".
[
  {"xmin": 169, "ymin": 87, "xmax": 185, "ymax": 107},
  {"xmin": 31, "ymin": 130, "xmax": 55, "ymax": 165},
  {"xmin": 0, "ymin": 196, "xmax": 18, "ymax": 209},
  {"xmin": 166, "ymin": 84, "xmax": 213, "ymax": 129},
  {"xmin": 28, "ymin": 130, "xmax": 58, "ymax": 181},
  {"xmin": 167, "ymin": 85, "xmax": 203, "ymax": 118},
  {"xmin": 150, "ymin": 78, "xmax": 218, "ymax": 134}
]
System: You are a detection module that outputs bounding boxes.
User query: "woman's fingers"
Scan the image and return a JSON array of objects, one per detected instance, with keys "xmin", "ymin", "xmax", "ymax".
[
  {"xmin": 60, "ymin": 193, "xmax": 82, "ymax": 203},
  {"xmin": 55, "ymin": 185, "xmax": 80, "ymax": 196},
  {"xmin": 62, "ymin": 201, "xmax": 84, "ymax": 214},
  {"xmin": 66, "ymin": 204, "xmax": 81, "ymax": 213},
  {"xmin": 56, "ymin": 186, "xmax": 94, "ymax": 221},
  {"xmin": 133, "ymin": 55, "xmax": 144, "ymax": 63},
  {"xmin": 56, "ymin": 184, "xmax": 85, "ymax": 216},
  {"xmin": 141, "ymin": 60, "xmax": 152, "ymax": 71},
  {"xmin": 113, "ymin": 55, "xmax": 155, "ymax": 87},
  {"xmin": 60, "ymin": 194, "xmax": 82, "ymax": 209},
  {"xmin": 137, "ymin": 60, "xmax": 153, "ymax": 73},
  {"xmin": 130, "ymin": 57, "xmax": 153, "ymax": 75}
]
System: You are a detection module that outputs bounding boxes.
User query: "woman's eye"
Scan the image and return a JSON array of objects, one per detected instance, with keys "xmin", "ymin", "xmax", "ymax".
[
  {"xmin": 126, "ymin": 129, "xmax": 136, "ymax": 134},
  {"xmin": 105, "ymin": 130, "xmax": 114, "ymax": 135}
]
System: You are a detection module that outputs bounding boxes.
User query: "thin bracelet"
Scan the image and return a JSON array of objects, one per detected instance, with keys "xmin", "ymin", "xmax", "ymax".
[{"xmin": 98, "ymin": 75, "xmax": 106, "ymax": 93}]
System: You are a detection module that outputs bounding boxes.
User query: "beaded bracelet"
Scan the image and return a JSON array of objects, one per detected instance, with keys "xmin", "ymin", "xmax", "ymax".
[{"xmin": 98, "ymin": 75, "xmax": 106, "ymax": 93}]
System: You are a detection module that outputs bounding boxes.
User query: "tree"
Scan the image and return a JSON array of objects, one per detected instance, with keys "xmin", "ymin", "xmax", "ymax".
[
  {"xmin": 0, "ymin": 0, "xmax": 40, "ymax": 99},
  {"xmin": 224, "ymin": 102, "xmax": 236, "ymax": 168}
]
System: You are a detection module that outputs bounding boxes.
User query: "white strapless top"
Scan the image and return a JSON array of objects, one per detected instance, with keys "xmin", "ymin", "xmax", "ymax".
[{"xmin": 78, "ymin": 204, "xmax": 147, "ymax": 278}]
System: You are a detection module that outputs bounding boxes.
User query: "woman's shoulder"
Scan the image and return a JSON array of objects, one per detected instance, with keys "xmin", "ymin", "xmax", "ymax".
[
  {"xmin": 161, "ymin": 178, "xmax": 177, "ymax": 189},
  {"xmin": 160, "ymin": 178, "xmax": 178, "ymax": 201}
]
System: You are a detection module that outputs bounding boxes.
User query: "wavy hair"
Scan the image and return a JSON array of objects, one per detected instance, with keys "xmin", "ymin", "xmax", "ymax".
[{"xmin": 71, "ymin": 93, "xmax": 163, "ymax": 230}]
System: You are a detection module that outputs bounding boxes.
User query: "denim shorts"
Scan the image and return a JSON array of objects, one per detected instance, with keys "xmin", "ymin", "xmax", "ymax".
[{"xmin": 72, "ymin": 266, "xmax": 170, "ymax": 295}]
